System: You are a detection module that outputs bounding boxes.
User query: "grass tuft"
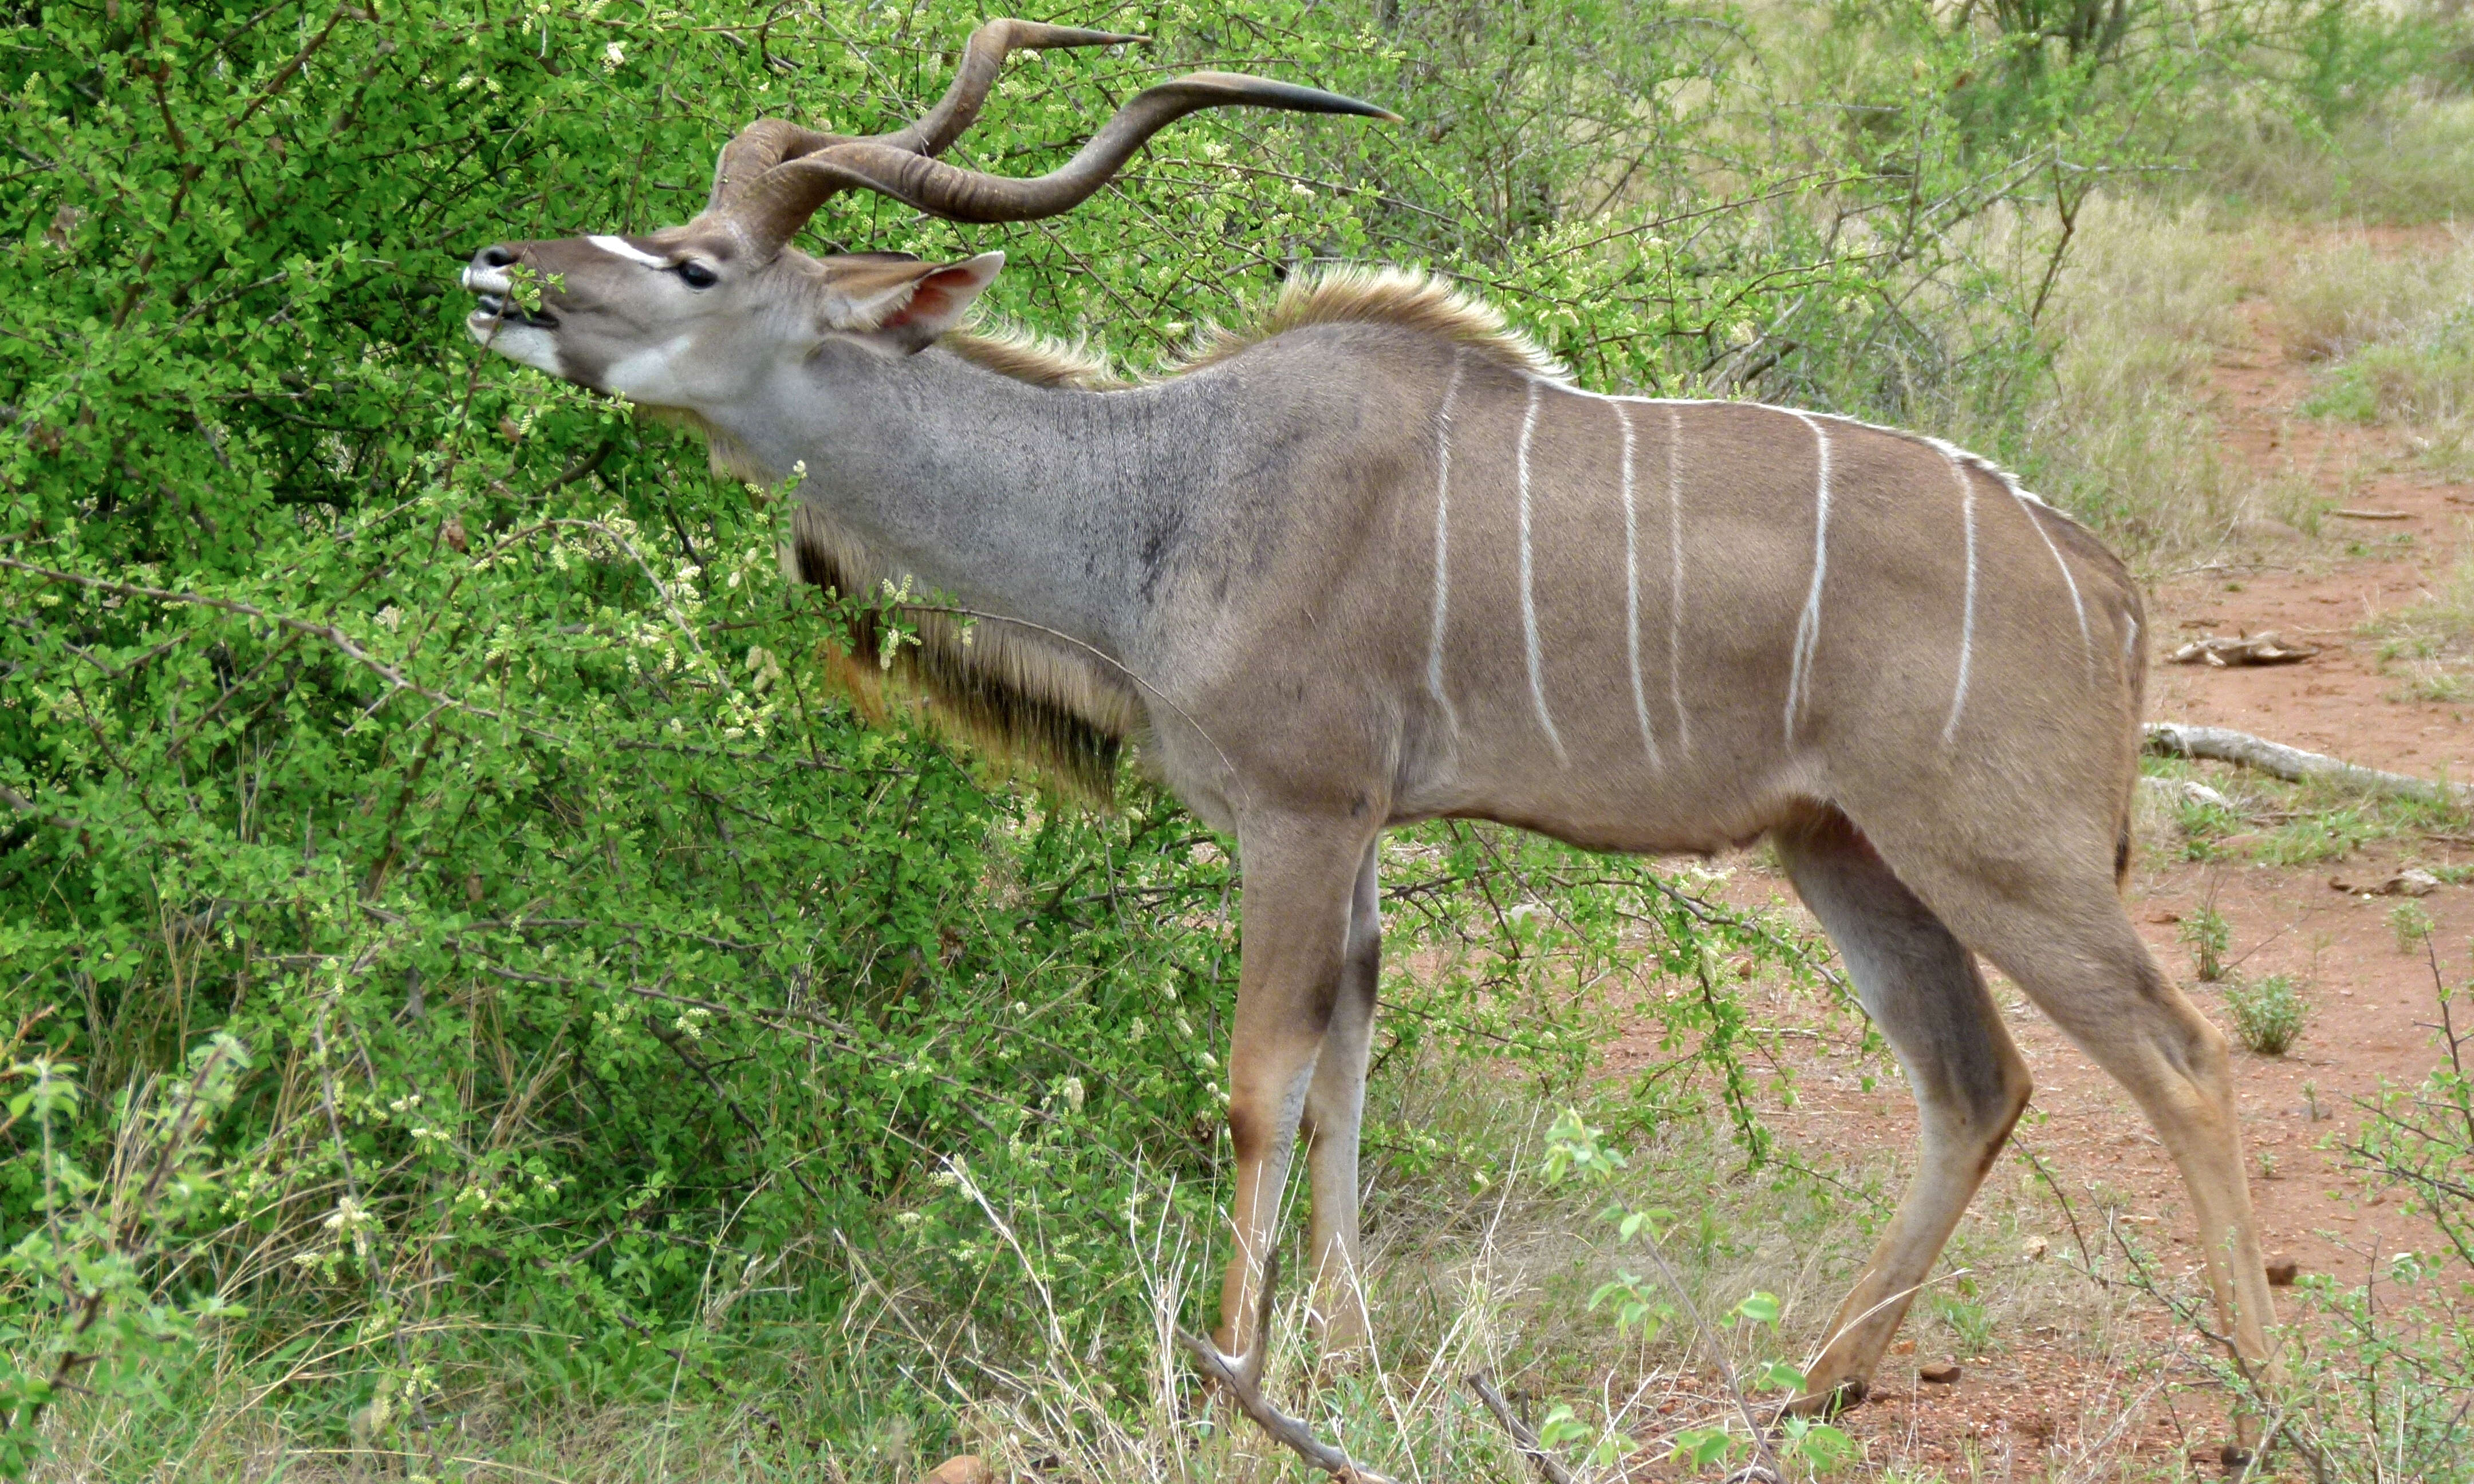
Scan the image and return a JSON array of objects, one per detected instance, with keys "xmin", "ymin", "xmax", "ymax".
[{"xmin": 2224, "ymin": 973, "xmax": 2308, "ymax": 1055}]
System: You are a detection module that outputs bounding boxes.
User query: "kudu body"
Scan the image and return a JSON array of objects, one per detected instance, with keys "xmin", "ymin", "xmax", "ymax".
[{"xmin": 462, "ymin": 21, "xmax": 2278, "ymax": 1439}]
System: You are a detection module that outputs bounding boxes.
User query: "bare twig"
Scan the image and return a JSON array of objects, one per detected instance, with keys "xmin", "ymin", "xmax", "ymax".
[
  {"xmin": 1172, "ymin": 1255, "xmax": 1393, "ymax": 1483},
  {"xmin": 0, "ymin": 556, "xmax": 566, "ymax": 747},
  {"xmin": 1466, "ymin": 1371, "xmax": 1577, "ymax": 1484},
  {"xmin": 1629, "ymin": 1223, "xmax": 1784, "ymax": 1480}
]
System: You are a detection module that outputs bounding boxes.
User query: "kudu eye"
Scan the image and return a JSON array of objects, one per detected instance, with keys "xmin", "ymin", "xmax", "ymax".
[{"xmin": 675, "ymin": 261, "xmax": 719, "ymax": 290}]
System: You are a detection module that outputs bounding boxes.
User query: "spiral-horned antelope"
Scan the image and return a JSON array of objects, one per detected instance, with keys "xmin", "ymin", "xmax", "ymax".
[{"xmin": 461, "ymin": 19, "xmax": 2279, "ymax": 1450}]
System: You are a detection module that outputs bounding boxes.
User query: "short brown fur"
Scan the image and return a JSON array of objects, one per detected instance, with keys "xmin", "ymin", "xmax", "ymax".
[{"xmin": 462, "ymin": 28, "xmax": 2281, "ymax": 1458}]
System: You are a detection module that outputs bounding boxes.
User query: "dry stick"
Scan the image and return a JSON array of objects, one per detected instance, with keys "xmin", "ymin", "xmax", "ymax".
[
  {"xmin": 2142, "ymin": 721, "xmax": 2473, "ymax": 808},
  {"xmin": 640, "ymin": 1017, "xmax": 828, "ymax": 1212},
  {"xmin": 1627, "ymin": 1224, "xmax": 1786, "ymax": 1483},
  {"xmin": 2095, "ymin": 1199, "xmax": 2317, "ymax": 1479},
  {"xmin": 1465, "ymin": 1372, "xmax": 1578, "ymax": 1484},
  {"xmin": 2010, "ymin": 1131, "xmax": 2103, "ymax": 1281},
  {"xmin": 1172, "ymin": 1254, "xmax": 1394, "ymax": 1484}
]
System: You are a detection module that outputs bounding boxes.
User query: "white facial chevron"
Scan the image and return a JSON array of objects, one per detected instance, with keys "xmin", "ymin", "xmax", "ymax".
[{"xmin": 588, "ymin": 234, "xmax": 671, "ymax": 270}]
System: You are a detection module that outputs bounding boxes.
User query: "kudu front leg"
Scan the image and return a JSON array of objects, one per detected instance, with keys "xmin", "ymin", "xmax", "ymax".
[
  {"xmin": 1299, "ymin": 838, "xmax": 1383, "ymax": 1358},
  {"xmin": 1214, "ymin": 816, "xmax": 1381, "ymax": 1375}
]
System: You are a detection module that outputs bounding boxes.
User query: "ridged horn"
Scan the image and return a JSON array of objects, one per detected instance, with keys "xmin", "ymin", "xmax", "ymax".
[
  {"xmin": 730, "ymin": 72, "xmax": 1398, "ymax": 252},
  {"xmin": 704, "ymin": 19, "xmax": 1143, "ymax": 218}
]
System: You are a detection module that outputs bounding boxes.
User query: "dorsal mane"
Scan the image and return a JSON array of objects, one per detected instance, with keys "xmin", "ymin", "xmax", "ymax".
[
  {"xmin": 1179, "ymin": 267, "xmax": 1569, "ymax": 381},
  {"xmin": 938, "ymin": 322, "xmax": 1128, "ymax": 389},
  {"xmin": 936, "ymin": 267, "xmax": 1566, "ymax": 390}
]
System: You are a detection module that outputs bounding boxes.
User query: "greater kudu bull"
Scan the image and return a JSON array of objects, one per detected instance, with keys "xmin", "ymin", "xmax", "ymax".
[{"xmin": 460, "ymin": 19, "xmax": 2278, "ymax": 1455}]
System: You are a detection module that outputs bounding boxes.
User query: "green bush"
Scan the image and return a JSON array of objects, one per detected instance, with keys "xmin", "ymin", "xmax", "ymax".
[
  {"xmin": 0, "ymin": 2, "xmax": 1845, "ymax": 1468},
  {"xmin": 1, "ymin": 0, "xmax": 2456, "ymax": 1475},
  {"xmin": 2225, "ymin": 972, "xmax": 2307, "ymax": 1054}
]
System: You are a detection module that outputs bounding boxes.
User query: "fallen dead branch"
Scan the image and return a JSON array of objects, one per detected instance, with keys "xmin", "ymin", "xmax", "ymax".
[
  {"xmin": 1173, "ymin": 1256, "xmax": 1394, "ymax": 1484},
  {"xmin": 2142, "ymin": 722, "xmax": 2472, "ymax": 808},
  {"xmin": 2141, "ymin": 776, "xmax": 2233, "ymax": 810},
  {"xmin": 1467, "ymin": 1372, "xmax": 1578, "ymax": 1484},
  {"xmin": 2166, "ymin": 633, "xmax": 2318, "ymax": 666},
  {"xmin": 2327, "ymin": 867, "xmax": 2441, "ymax": 897}
]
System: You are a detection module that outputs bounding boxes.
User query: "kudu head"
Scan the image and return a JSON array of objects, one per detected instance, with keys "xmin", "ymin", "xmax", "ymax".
[{"xmin": 459, "ymin": 20, "xmax": 1394, "ymax": 410}]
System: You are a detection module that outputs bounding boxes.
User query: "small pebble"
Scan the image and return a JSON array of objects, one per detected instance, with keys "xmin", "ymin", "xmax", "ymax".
[{"xmin": 1920, "ymin": 1361, "xmax": 1963, "ymax": 1384}]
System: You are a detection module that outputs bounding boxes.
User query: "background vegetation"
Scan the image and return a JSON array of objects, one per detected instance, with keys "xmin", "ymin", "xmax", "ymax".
[{"xmin": 5, "ymin": 0, "xmax": 2473, "ymax": 1478}]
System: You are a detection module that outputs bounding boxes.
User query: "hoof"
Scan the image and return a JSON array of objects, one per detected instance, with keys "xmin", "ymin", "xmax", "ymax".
[
  {"xmin": 1783, "ymin": 1376, "xmax": 1867, "ymax": 1418},
  {"xmin": 2219, "ymin": 1442, "xmax": 2254, "ymax": 1469}
]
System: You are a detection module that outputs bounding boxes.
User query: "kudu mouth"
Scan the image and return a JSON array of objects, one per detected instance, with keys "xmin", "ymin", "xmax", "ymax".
[{"xmin": 459, "ymin": 252, "xmax": 560, "ymax": 333}]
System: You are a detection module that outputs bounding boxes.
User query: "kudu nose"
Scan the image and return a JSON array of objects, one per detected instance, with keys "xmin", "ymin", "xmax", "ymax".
[{"xmin": 462, "ymin": 244, "xmax": 520, "ymax": 293}]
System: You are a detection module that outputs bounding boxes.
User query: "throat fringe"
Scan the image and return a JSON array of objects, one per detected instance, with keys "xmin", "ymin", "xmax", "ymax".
[{"xmin": 784, "ymin": 504, "xmax": 1140, "ymax": 804}]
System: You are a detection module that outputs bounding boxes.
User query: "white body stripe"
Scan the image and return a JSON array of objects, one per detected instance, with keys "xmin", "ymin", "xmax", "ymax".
[
  {"xmin": 2012, "ymin": 487, "xmax": 2093, "ymax": 663},
  {"xmin": 1941, "ymin": 455, "xmax": 1977, "ymax": 745},
  {"xmin": 1612, "ymin": 401, "xmax": 1659, "ymax": 764},
  {"xmin": 588, "ymin": 234, "xmax": 671, "ymax": 270},
  {"xmin": 1783, "ymin": 412, "xmax": 1833, "ymax": 744},
  {"xmin": 1665, "ymin": 405, "xmax": 1691, "ymax": 756},
  {"xmin": 1425, "ymin": 353, "xmax": 1464, "ymax": 732},
  {"xmin": 1516, "ymin": 381, "xmax": 1567, "ymax": 760}
]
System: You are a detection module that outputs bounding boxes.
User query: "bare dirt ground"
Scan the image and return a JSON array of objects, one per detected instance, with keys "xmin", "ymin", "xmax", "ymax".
[{"xmin": 1602, "ymin": 246, "xmax": 2474, "ymax": 1476}]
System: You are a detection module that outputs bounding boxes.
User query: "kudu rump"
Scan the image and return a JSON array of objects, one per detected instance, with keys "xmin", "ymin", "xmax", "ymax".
[{"xmin": 463, "ymin": 19, "xmax": 2278, "ymax": 1454}]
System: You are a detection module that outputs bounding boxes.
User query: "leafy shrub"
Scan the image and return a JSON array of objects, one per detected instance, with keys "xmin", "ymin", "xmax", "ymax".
[
  {"xmin": 0, "ymin": 2, "xmax": 1844, "ymax": 1469},
  {"xmin": 2182, "ymin": 903, "xmax": 2233, "ymax": 981},
  {"xmin": 2390, "ymin": 898, "xmax": 2437, "ymax": 952},
  {"xmin": 2225, "ymin": 973, "xmax": 2307, "ymax": 1054},
  {"xmin": 1, "ymin": 0, "xmax": 2455, "ymax": 1475}
]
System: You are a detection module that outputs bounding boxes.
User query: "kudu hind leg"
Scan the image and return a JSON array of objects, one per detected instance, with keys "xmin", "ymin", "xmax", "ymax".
[
  {"xmin": 1299, "ymin": 840, "xmax": 1382, "ymax": 1356},
  {"xmin": 1919, "ymin": 859, "xmax": 2280, "ymax": 1443},
  {"xmin": 1774, "ymin": 811, "xmax": 2032, "ymax": 1412},
  {"xmin": 1214, "ymin": 818, "xmax": 1380, "ymax": 1372}
]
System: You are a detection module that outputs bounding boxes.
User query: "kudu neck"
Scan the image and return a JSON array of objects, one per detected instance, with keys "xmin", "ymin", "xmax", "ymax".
[{"xmin": 719, "ymin": 340, "xmax": 1220, "ymax": 651}]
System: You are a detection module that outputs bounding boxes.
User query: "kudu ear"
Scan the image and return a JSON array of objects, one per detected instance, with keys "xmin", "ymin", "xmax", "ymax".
[{"xmin": 841, "ymin": 251, "xmax": 1006, "ymax": 352}]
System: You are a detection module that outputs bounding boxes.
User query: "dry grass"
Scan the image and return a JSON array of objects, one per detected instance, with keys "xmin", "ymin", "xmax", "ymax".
[
  {"xmin": 2361, "ymin": 524, "xmax": 2474, "ymax": 699},
  {"xmin": 45, "ymin": 1020, "xmax": 2235, "ymax": 1484},
  {"xmin": 2288, "ymin": 232, "xmax": 2474, "ymax": 476},
  {"xmin": 1987, "ymin": 196, "xmax": 2277, "ymax": 562},
  {"xmin": 2195, "ymin": 96, "xmax": 2474, "ymax": 227}
]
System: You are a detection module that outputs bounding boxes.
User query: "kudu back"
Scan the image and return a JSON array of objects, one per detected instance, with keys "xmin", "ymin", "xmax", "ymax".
[{"xmin": 460, "ymin": 20, "xmax": 2278, "ymax": 1450}]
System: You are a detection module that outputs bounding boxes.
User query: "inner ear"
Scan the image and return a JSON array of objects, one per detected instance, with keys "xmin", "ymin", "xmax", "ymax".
[{"xmin": 850, "ymin": 252, "xmax": 1006, "ymax": 352}]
